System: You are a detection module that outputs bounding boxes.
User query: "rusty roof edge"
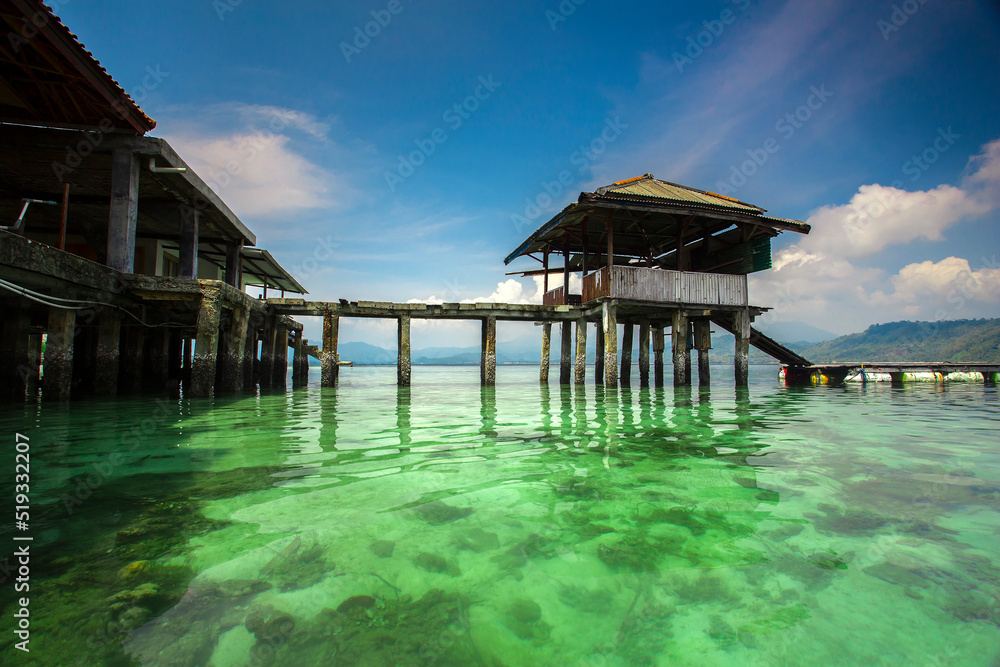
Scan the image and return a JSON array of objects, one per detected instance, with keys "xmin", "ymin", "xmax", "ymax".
[{"xmin": 10, "ymin": 0, "xmax": 156, "ymax": 133}]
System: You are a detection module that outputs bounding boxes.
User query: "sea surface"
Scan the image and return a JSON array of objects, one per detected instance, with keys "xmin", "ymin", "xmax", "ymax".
[{"xmin": 1, "ymin": 365, "xmax": 998, "ymax": 666}]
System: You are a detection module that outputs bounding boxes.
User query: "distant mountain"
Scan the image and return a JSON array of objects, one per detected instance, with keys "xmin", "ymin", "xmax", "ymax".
[
  {"xmin": 754, "ymin": 320, "xmax": 838, "ymax": 345},
  {"xmin": 799, "ymin": 319, "xmax": 1000, "ymax": 363}
]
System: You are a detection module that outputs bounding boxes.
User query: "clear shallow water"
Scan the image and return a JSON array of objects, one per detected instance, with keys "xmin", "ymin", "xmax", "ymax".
[{"xmin": 1, "ymin": 365, "xmax": 998, "ymax": 666}]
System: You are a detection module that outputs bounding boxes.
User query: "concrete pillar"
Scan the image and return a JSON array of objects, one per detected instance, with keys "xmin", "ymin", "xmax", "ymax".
[
  {"xmin": 107, "ymin": 148, "xmax": 139, "ymax": 273},
  {"xmin": 559, "ymin": 321, "xmax": 572, "ymax": 385},
  {"xmin": 259, "ymin": 315, "xmax": 275, "ymax": 388},
  {"xmin": 539, "ymin": 322, "xmax": 551, "ymax": 384},
  {"xmin": 694, "ymin": 320, "xmax": 711, "ymax": 387},
  {"xmin": 672, "ymin": 311, "xmax": 690, "ymax": 387},
  {"xmin": 734, "ymin": 309, "xmax": 750, "ymax": 387},
  {"xmin": 653, "ymin": 325, "xmax": 665, "ymax": 388},
  {"xmin": 44, "ymin": 308, "xmax": 76, "ymax": 401},
  {"xmin": 178, "ymin": 205, "xmax": 199, "ymax": 278},
  {"xmin": 574, "ymin": 318, "xmax": 587, "ymax": 385},
  {"xmin": 1, "ymin": 306, "xmax": 30, "ymax": 401},
  {"xmin": 398, "ymin": 315, "xmax": 411, "ymax": 386},
  {"xmin": 481, "ymin": 316, "xmax": 496, "ymax": 386},
  {"xmin": 243, "ymin": 320, "xmax": 257, "ymax": 391},
  {"xmin": 595, "ymin": 320, "xmax": 604, "ymax": 382},
  {"xmin": 603, "ymin": 301, "xmax": 618, "ymax": 387},
  {"xmin": 182, "ymin": 337, "xmax": 193, "ymax": 387},
  {"xmin": 168, "ymin": 330, "xmax": 183, "ymax": 381},
  {"xmin": 272, "ymin": 324, "xmax": 288, "ymax": 388},
  {"xmin": 292, "ymin": 332, "xmax": 306, "ymax": 386},
  {"xmin": 225, "ymin": 242, "xmax": 243, "ymax": 288},
  {"xmin": 638, "ymin": 318, "xmax": 650, "ymax": 388},
  {"xmin": 121, "ymin": 326, "xmax": 144, "ymax": 393},
  {"xmin": 26, "ymin": 332, "xmax": 42, "ymax": 395},
  {"xmin": 192, "ymin": 287, "xmax": 221, "ymax": 397},
  {"xmin": 321, "ymin": 312, "xmax": 339, "ymax": 387},
  {"xmin": 223, "ymin": 306, "xmax": 249, "ymax": 391},
  {"xmin": 620, "ymin": 322, "xmax": 633, "ymax": 387},
  {"xmin": 144, "ymin": 328, "xmax": 170, "ymax": 390}
]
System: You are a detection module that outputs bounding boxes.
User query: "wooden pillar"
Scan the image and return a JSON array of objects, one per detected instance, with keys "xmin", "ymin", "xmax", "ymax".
[
  {"xmin": 397, "ymin": 315, "xmax": 411, "ymax": 386},
  {"xmin": 539, "ymin": 322, "xmax": 551, "ymax": 383},
  {"xmin": 734, "ymin": 309, "xmax": 750, "ymax": 387},
  {"xmin": 272, "ymin": 324, "xmax": 288, "ymax": 388},
  {"xmin": 107, "ymin": 148, "xmax": 139, "ymax": 273},
  {"xmin": 1, "ymin": 306, "xmax": 30, "ymax": 401},
  {"xmin": 672, "ymin": 311, "xmax": 690, "ymax": 387},
  {"xmin": 620, "ymin": 322, "xmax": 633, "ymax": 387},
  {"xmin": 259, "ymin": 315, "xmax": 276, "ymax": 388},
  {"xmin": 192, "ymin": 287, "xmax": 221, "ymax": 397},
  {"xmin": 562, "ymin": 235, "xmax": 571, "ymax": 301},
  {"xmin": 638, "ymin": 318, "xmax": 650, "ymax": 388},
  {"xmin": 178, "ymin": 206, "xmax": 199, "ymax": 278},
  {"xmin": 225, "ymin": 242, "xmax": 243, "ymax": 288},
  {"xmin": 694, "ymin": 320, "xmax": 711, "ymax": 387},
  {"xmin": 653, "ymin": 325, "xmax": 665, "ymax": 388},
  {"xmin": 595, "ymin": 320, "xmax": 604, "ymax": 382},
  {"xmin": 44, "ymin": 308, "xmax": 76, "ymax": 401},
  {"xmin": 603, "ymin": 300, "xmax": 618, "ymax": 387},
  {"xmin": 223, "ymin": 306, "xmax": 249, "ymax": 391},
  {"xmin": 321, "ymin": 312, "xmax": 339, "ymax": 387},
  {"xmin": 481, "ymin": 316, "xmax": 496, "ymax": 386},
  {"xmin": 559, "ymin": 321, "xmax": 572, "ymax": 385},
  {"xmin": 574, "ymin": 318, "xmax": 587, "ymax": 385}
]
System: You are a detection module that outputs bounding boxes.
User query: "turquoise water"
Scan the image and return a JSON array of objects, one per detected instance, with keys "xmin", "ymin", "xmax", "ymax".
[{"xmin": 1, "ymin": 365, "xmax": 998, "ymax": 666}]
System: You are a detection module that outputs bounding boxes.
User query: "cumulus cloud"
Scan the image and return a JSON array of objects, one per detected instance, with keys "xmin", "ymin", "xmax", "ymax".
[
  {"xmin": 752, "ymin": 138, "xmax": 1000, "ymax": 332},
  {"xmin": 407, "ymin": 274, "xmax": 582, "ymax": 306}
]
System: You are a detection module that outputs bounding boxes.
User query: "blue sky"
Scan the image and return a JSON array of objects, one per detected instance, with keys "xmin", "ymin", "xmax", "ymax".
[{"xmin": 57, "ymin": 0, "xmax": 1000, "ymax": 347}]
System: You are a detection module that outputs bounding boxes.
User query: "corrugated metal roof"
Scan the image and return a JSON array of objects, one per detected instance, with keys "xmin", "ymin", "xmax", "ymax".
[{"xmin": 596, "ymin": 174, "xmax": 765, "ymax": 213}]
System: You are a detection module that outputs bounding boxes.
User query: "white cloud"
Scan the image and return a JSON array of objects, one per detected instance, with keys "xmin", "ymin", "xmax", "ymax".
[{"xmin": 881, "ymin": 257, "xmax": 1000, "ymax": 305}]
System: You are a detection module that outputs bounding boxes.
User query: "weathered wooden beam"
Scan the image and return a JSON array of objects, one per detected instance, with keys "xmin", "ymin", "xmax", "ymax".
[
  {"xmin": 481, "ymin": 315, "xmax": 496, "ymax": 386},
  {"xmin": 398, "ymin": 315, "xmax": 411, "ymax": 386},
  {"xmin": 539, "ymin": 322, "xmax": 551, "ymax": 384},
  {"xmin": 620, "ymin": 322, "xmax": 633, "ymax": 387},
  {"xmin": 653, "ymin": 325, "xmax": 665, "ymax": 387},
  {"xmin": 603, "ymin": 300, "xmax": 618, "ymax": 387},
  {"xmin": 44, "ymin": 307, "xmax": 75, "ymax": 402},
  {"xmin": 107, "ymin": 148, "xmax": 139, "ymax": 273},
  {"xmin": 321, "ymin": 312, "xmax": 339, "ymax": 387},
  {"xmin": 191, "ymin": 285, "xmax": 222, "ymax": 397},
  {"xmin": 672, "ymin": 311, "xmax": 690, "ymax": 387},
  {"xmin": 734, "ymin": 309, "xmax": 750, "ymax": 386},
  {"xmin": 638, "ymin": 317, "xmax": 650, "ymax": 388},
  {"xmin": 559, "ymin": 321, "xmax": 572, "ymax": 384},
  {"xmin": 694, "ymin": 319, "xmax": 711, "ymax": 387},
  {"xmin": 574, "ymin": 318, "xmax": 587, "ymax": 385}
]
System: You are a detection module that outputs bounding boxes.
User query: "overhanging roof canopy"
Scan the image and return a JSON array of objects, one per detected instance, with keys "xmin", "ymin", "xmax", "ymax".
[
  {"xmin": 0, "ymin": 0, "xmax": 155, "ymax": 133},
  {"xmin": 240, "ymin": 247, "xmax": 307, "ymax": 294},
  {"xmin": 505, "ymin": 174, "xmax": 810, "ymax": 275}
]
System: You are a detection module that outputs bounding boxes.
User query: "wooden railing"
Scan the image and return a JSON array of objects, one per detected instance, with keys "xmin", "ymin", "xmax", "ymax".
[
  {"xmin": 581, "ymin": 266, "xmax": 747, "ymax": 306},
  {"xmin": 542, "ymin": 286, "xmax": 581, "ymax": 306}
]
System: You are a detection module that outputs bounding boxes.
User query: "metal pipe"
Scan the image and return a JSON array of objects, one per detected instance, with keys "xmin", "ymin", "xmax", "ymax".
[
  {"xmin": 1, "ymin": 198, "xmax": 57, "ymax": 232},
  {"xmin": 148, "ymin": 158, "xmax": 188, "ymax": 174}
]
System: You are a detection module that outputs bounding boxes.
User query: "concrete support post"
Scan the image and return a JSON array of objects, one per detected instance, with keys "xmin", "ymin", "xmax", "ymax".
[
  {"xmin": 182, "ymin": 337, "xmax": 193, "ymax": 386},
  {"xmin": 259, "ymin": 315, "xmax": 276, "ymax": 388},
  {"xmin": 224, "ymin": 306, "xmax": 249, "ymax": 391},
  {"xmin": 26, "ymin": 332, "xmax": 42, "ymax": 395},
  {"xmin": 481, "ymin": 316, "xmax": 496, "ymax": 386},
  {"xmin": 638, "ymin": 318, "xmax": 650, "ymax": 388},
  {"xmin": 595, "ymin": 320, "xmax": 604, "ymax": 382},
  {"xmin": 292, "ymin": 332, "xmax": 306, "ymax": 385},
  {"xmin": 672, "ymin": 311, "xmax": 690, "ymax": 387},
  {"xmin": 321, "ymin": 312, "xmax": 339, "ymax": 387},
  {"xmin": 539, "ymin": 322, "xmax": 551, "ymax": 383},
  {"xmin": 168, "ymin": 330, "xmax": 183, "ymax": 381},
  {"xmin": 243, "ymin": 319, "xmax": 257, "ymax": 391},
  {"xmin": 652, "ymin": 325, "xmax": 665, "ymax": 388},
  {"xmin": 398, "ymin": 315, "xmax": 411, "ymax": 386},
  {"xmin": 620, "ymin": 322, "xmax": 633, "ymax": 387},
  {"xmin": 107, "ymin": 148, "xmax": 139, "ymax": 273},
  {"xmin": 178, "ymin": 206, "xmax": 199, "ymax": 278},
  {"xmin": 192, "ymin": 286, "xmax": 222, "ymax": 397},
  {"xmin": 559, "ymin": 321, "xmax": 572, "ymax": 385},
  {"xmin": 272, "ymin": 324, "xmax": 288, "ymax": 388},
  {"xmin": 225, "ymin": 242, "xmax": 243, "ymax": 288},
  {"xmin": 603, "ymin": 301, "xmax": 618, "ymax": 387},
  {"xmin": 144, "ymin": 328, "xmax": 170, "ymax": 391},
  {"xmin": 734, "ymin": 309, "xmax": 750, "ymax": 387},
  {"xmin": 1, "ymin": 306, "xmax": 30, "ymax": 401},
  {"xmin": 44, "ymin": 308, "xmax": 76, "ymax": 401},
  {"xmin": 121, "ymin": 326, "xmax": 144, "ymax": 394},
  {"xmin": 694, "ymin": 320, "xmax": 712, "ymax": 387},
  {"xmin": 574, "ymin": 318, "xmax": 587, "ymax": 385}
]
